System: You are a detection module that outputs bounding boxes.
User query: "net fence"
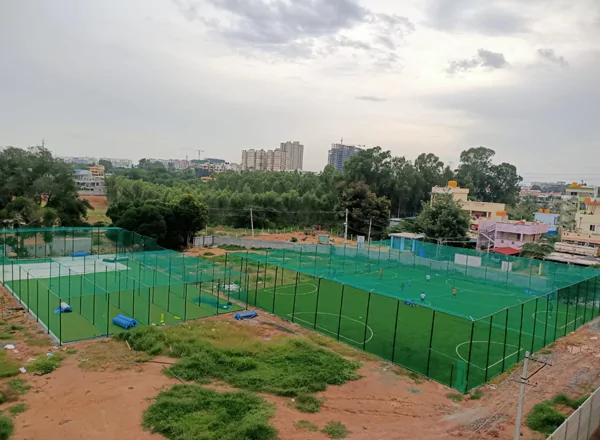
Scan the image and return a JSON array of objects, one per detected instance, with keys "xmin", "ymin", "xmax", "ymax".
[
  {"xmin": 227, "ymin": 242, "xmax": 600, "ymax": 392},
  {"xmin": 0, "ymin": 227, "xmax": 245, "ymax": 343}
]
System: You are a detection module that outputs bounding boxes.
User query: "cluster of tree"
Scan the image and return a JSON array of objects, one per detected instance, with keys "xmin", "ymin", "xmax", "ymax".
[
  {"xmin": 106, "ymin": 194, "xmax": 207, "ymax": 249},
  {"xmin": 0, "ymin": 146, "xmax": 91, "ymax": 228}
]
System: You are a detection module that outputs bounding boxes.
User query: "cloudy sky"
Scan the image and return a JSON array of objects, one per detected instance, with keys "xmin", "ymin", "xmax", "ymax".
[{"xmin": 1, "ymin": 0, "xmax": 599, "ymax": 182}]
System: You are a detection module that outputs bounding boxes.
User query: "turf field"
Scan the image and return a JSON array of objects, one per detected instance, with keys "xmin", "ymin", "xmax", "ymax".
[{"xmin": 230, "ymin": 254, "xmax": 599, "ymax": 391}]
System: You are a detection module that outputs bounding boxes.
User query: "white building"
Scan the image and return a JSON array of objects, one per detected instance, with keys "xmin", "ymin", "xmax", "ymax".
[
  {"xmin": 241, "ymin": 142, "xmax": 304, "ymax": 171},
  {"xmin": 99, "ymin": 157, "xmax": 133, "ymax": 168},
  {"xmin": 74, "ymin": 169, "xmax": 105, "ymax": 195}
]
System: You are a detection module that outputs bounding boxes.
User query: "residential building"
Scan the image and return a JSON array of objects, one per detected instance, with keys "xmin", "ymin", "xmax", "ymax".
[
  {"xmin": 74, "ymin": 169, "xmax": 105, "ymax": 195},
  {"xmin": 564, "ymin": 182, "xmax": 598, "ymax": 210},
  {"xmin": 534, "ymin": 210, "xmax": 559, "ymax": 235},
  {"xmin": 477, "ymin": 219, "xmax": 549, "ymax": 255},
  {"xmin": 327, "ymin": 144, "xmax": 362, "ymax": 171},
  {"xmin": 146, "ymin": 158, "xmax": 191, "ymax": 170},
  {"xmin": 280, "ymin": 141, "xmax": 304, "ymax": 171},
  {"xmin": 87, "ymin": 165, "xmax": 105, "ymax": 178},
  {"xmin": 240, "ymin": 148, "xmax": 297, "ymax": 171},
  {"xmin": 63, "ymin": 156, "xmax": 98, "ymax": 165},
  {"xmin": 431, "ymin": 181, "xmax": 507, "ymax": 233},
  {"xmin": 191, "ymin": 158, "xmax": 240, "ymax": 175},
  {"xmin": 559, "ymin": 182, "xmax": 598, "ymax": 232}
]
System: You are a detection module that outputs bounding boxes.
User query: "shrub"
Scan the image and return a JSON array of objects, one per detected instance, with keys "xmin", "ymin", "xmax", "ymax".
[
  {"xmin": 294, "ymin": 394, "xmax": 322, "ymax": 413},
  {"xmin": 0, "ymin": 415, "xmax": 13, "ymax": 440},
  {"xmin": 290, "ymin": 237, "xmax": 298, "ymax": 243},
  {"xmin": 446, "ymin": 393, "xmax": 463, "ymax": 402},
  {"xmin": 470, "ymin": 388, "xmax": 483, "ymax": 400},
  {"xmin": 526, "ymin": 402, "xmax": 567, "ymax": 435},
  {"xmin": 28, "ymin": 354, "xmax": 62, "ymax": 375},
  {"xmin": 295, "ymin": 420, "xmax": 318, "ymax": 432},
  {"xmin": 8, "ymin": 403, "xmax": 28, "ymax": 416},
  {"xmin": 143, "ymin": 385, "xmax": 277, "ymax": 440},
  {"xmin": 321, "ymin": 421, "xmax": 350, "ymax": 439}
]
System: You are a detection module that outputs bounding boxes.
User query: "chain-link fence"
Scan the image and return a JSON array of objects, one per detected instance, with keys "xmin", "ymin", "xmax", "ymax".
[{"xmin": 228, "ymin": 245, "xmax": 599, "ymax": 392}]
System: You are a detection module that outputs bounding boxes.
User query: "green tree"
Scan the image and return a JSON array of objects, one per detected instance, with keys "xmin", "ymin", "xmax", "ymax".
[
  {"xmin": 98, "ymin": 159, "xmax": 113, "ymax": 171},
  {"xmin": 414, "ymin": 194, "xmax": 470, "ymax": 243},
  {"xmin": 0, "ymin": 146, "xmax": 90, "ymax": 226},
  {"xmin": 336, "ymin": 181, "xmax": 391, "ymax": 239},
  {"xmin": 170, "ymin": 195, "xmax": 208, "ymax": 247},
  {"xmin": 520, "ymin": 235, "xmax": 556, "ymax": 259},
  {"xmin": 455, "ymin": 147, "xmax": 522, "ymax": 205}
]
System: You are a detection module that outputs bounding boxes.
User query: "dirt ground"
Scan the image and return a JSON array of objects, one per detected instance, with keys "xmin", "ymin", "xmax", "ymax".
[
  {"xmin": 79, "ymin": 195, "xmax": 109, "ymax": 223},
  {"xmin": 2, "ymin": 278, "xmax": 599, "ymax": 440}
]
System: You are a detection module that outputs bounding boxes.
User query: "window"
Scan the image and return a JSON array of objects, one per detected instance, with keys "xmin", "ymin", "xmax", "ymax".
[{"xmin": 591, "ymin": 225, "xmax": 596, "ymax": 232}]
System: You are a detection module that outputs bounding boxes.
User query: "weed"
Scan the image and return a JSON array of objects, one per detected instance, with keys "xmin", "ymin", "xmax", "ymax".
[
  {"xmin": 24, "ymin": 335, "xmax": 51, "ymax": 347},
  {"xmin": 0, "ymin": 415, "xmax": 13, "ymax": 440},
  {"xmin": 7, "ymin": 379, "xmax": 31, "ymax": 395},
  {"xmin": 526, "ymin": 402, "xmax": 567, "ymax": 435},
  {"xmin": 218, "ymin": 245, "xmax": 246, "ymax": 251},
  {"xmin": 0, "ymin": 387, "xmax": 19, "ymax": 404},
  {"xmin": 290, "ymin": 237, "xmax": 298, "ymax": 243},
  {"xmin": 0, "ymin": 333, "xmax": 12, "ymax": 341},
  {"xmin": 203, "ymin": 252, "xmax": 215, "ymax": 256},
  {"xmin": 540, "ymin": 349, "xmax": 553, "ymax": 355},
  {"xmin": 470, "ymin": 388, "xmax": 483, "ymax": 400},
  {"xmin": 446, "ymin": 393, "xmax": 464, "ymax": 402},
  {"xmin": 7, "ymin": 404, "xmax": 27, "ymax": 416},
  {"xmin": 294, "ymin": 394, "xmax": 322, "ymax": 413},
  {"xmin": 295, "ymin": 420, "xmax": 318, "ymax": 432},
  {"xmin": 143, "ymin": 384, "xmax": 277, "ymax": 440},
  {"xmin": 66, "ymin": 349, "xmax": 78, "ymax": 355},
  {"xmin": 551, "ymin": 393, "xmax": 589, "ymax": 409},
  {"xmin": 8, "ymin": 325, "xmax": 23, "ymax": 332},
  {"xmin": 117, "ymin": 325, "xmax": 360, "ymax": 398},
  {"xmin": 28, "ymin": 354, "xmax": 62, "ymax": 375},
  {"xmin": 321, "ymin": 421, "xmax": 350, "ymax": 439},
  {"xmin": 0, "ymin": 351, "xmax": 20, "ymax": 379}
]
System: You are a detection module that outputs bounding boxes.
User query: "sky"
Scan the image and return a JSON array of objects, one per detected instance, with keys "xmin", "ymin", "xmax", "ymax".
[{"xmin": 1, "ymin": 0, "xmax": 599, "ymax": 183}]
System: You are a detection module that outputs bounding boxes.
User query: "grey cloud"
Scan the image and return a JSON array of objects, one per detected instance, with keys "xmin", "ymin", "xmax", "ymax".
[
  {"xmin": 537, "ymin": 48, "xmax": 569, "ymax": 67},
  {"xmin": 425, "ymin": 0, "xmax": 530, "ymax": 35},
  {"xmin": 174, "ymin": 0, "xmax": 413, "ymax": 70},
  {"xmin": 446, "ymin": 49, "xmax": 508, "ymax": 74},
  {"xmin": 355, "ymin": 96, "xmax": 386, "ymax": 102}
]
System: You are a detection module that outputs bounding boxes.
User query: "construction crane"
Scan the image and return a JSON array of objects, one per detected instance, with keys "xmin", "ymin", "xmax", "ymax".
[{"xmin": 181, "ymin": 149, "xmax": 205, "ymax": 161}]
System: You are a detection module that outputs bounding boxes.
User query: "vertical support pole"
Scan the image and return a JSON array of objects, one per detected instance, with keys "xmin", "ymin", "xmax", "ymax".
[
  {"xmin": 574, "ymin": 281, "xmax": 580, "ymax": 328},
  {"xmin": 426, "ymin": 310, "xmax": 436, "ymax": 375},
  {"xmin": 264, "ymin": 250, "xmax": 268, "ymax": 288},
  {"xmin": 184, "ymin": 284, "xmax": 188, "ymax": 321},
  {"xmin": 106, "ymin": 287, "xmax": 110, "ymax": 336},
  {"xmin": 502, "ymin": 310, "xmax": 509, "ymax": 371},
  {"xmin": 391, "ymin": 300, "xmax": 400, "ymax": 363},
  {"xmin": 313, "ymin": 278, "xmax": 321, "ymax": 330},
  {"xmin": 58, "ymin": 296, "xmax": 62, "ymax": 345},
  {"xmin": 291, "ymin": 272, "xmax": 299, "ymax": 322},
  {"xmin": 513, "ymin": 352, "xmax": 530, "ymax": 440},
  {"xmin": 464, "ymin": 321, "xmax": 476, "ymax": 392},
  {"xmin": 362, "ymin": 290, "xmax": 372, "ymax": 351},
  {"xmin": 245, "ymin": 274, "xmax": 250, "ymax": 310},
  {"xmin": 336, "ymin": 285, "xmax": 345, "ymax": 341},
  {"xmin": 272, "ymin": 266, "xmax": 278, "ymax": 313},
  {"xmin": 254, "ymin": 262, "xmax": 260, "ymax": 306},
  {"xmin": 531, "ymin": 298, "xmax": 539, "ymax": 353},
  {"xmin": 484, "ymin": 316, "xmax": 493, "ymax": 381},
  {"xmin": 543, "ymin": 295, "xmax": 550, "ymax": 346}
]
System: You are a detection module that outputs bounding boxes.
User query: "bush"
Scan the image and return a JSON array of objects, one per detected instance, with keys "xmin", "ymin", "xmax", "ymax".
[
  {"xmin": 295, "ymin": 420, "xmax": 318, "ymax": 432},
  {"xmin": 294, "ymin": 394, "xmax": 322, "ymax": 413},
  {"xmin": 551, "ymin": 393, "xmax": 589, "ymax": 409},
  {"xmin": 143, "ymin": 385, "xmax": 277, "ymax": 440},
  {"xmin": 469, "ymin": 389, "xmax": 483, "ymax": 400},
  {"xmin": 0, "ymin": 415, "xmax": 13, "ymax": 440},
  {"xmin": 526, "ymin": 402, "xmax": 567, "ymax": 435},
  {"xmin": 290, "ymin": 237, "xmax": 298, "ymax": 243},
  {"xmin": 28, "ymin": 354, "xmax": 62, "ymax": 375},
  {"xmin": 8, "ymin": 403, "xmax": 28, "ymax": 416},
  {"xmin": 446, "ymin": 393, "xmax": 463, "ymax": 402},
  {"xmin": 321, "ymin": 421, "xmax": 350, "ymax": 439}
]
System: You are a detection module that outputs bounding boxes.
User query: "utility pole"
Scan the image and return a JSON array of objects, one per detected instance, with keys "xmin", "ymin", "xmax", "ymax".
[
  {"xmin": 344, "ymin": 209, "xmax": 349, "ymax": 245},
  {"xmin": 250, "ymin": 208, "xmax": 254, "ymax": 238},
  {"xmin": 367, "ymin": 218, "xmax": 372, "ymax": 248},
  {"xmin": 514, "ymin": 351, "xmax": 530, "ymax": 440}
]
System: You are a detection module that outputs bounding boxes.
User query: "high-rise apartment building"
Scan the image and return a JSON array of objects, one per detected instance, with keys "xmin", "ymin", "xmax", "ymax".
[
  {"xmin": 327, "ymin": 144, "xmax": 362, "ymax": 171},
  {"xmin": 280, "ymin": 141, "xmax": 304, "ymax": 171},
  {"xmin": 241, "ymin": 143, "xmax": 304, "ymax": 171}
]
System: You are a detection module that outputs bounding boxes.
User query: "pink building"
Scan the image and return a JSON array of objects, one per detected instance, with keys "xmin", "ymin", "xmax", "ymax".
[{"xmin": 477, "ymin": 220, "xmax": 549, "ymax": 255}]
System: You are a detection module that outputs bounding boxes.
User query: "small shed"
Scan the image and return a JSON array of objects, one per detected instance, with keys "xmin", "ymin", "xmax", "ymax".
[{"xmin": 389, "ymin": 232, "xmax": 425, "ymax": 252}]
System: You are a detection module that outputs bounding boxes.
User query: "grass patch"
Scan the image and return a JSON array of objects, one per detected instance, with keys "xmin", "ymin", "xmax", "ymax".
[
  {"xmin": 293, "ymin": 394, "xmax": 322, "ymax": 413},
  {"xmin": 305, "ymin": 332, "xmax": 377, "ymax": 361},
  {"xmin": 8, "ymin": 325, "xmax": 23, "ymax": 332},
  {"xmin": 526, "ymin": 393, "xmax": 589, "ymax": 435},
  {"xmin": 116, "ymin": 324, "xmax": 361, "ymax": 398},
  {"xmin": 218, "ymin": 245, "xmax": 246, "ymax": 251},
  {"xmin": 295, "ymin": 420, "xmax": 318, "ymax": 432},
  {"xmin": 7, "ymin": 403, "xmax": 27, "ymax": 416},
  {"xmin": 66, "ymin": 349, "xmax": 78, "ymax": 355},
  {"xmin": 0, "ymin": 351, "xmax": 20, "ymax": 379},
  {"xmin": 143, "ymin": 384, "xmax": 277, "ymax": 440},
  {"xmin": 28, "ymin": 354, "xmax": 62, "ymax": 375},
  {"xmin": 6, "ymin": 379, "xmax": 30, "ymax": 395},
  {"xmin": 469, "ymin": 388, "xmax": 483, "ymax": 400},
  {"xmin": 539, "ymin": 349, "xmax": 553, "ymax": 355},
  {"xmin": 0, "ymin": 415, "xmax": 13, "ymax": 440},
  {"xmin": 23, "ymin": 335, "xmax": 52, "ymax": 347},
  {"xmin": 203, "ymin": 251, "xmax": 215, "ymax": 256},
  {"xmin": 77, "ymin": 339, "xmax": 148, "ymax": 371},
  {"xmin": 446, "ymin": 393, "xmax": 464, "ymax": 402},
  {"xmin": 321, "ymin": 421, "xmax": 350, "ymax": 439}
]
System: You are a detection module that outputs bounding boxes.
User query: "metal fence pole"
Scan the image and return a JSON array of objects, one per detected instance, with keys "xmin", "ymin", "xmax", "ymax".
[
  {"xmin": 564, "ymin": 286, "xmax": 571, "ymax": 337},
  {"xmin": 362, "ymin": 290, "xmax": 373, "ymax": 351},
  {"xmin": 291, "ymin": 272, "xmax": 299, "ymax": 322},
  {"xmin": 484, "ymin": 316, "xmax": 493, "ymax": 381},
  {"xmin": 391, "ymin": 300, "xmax": 400, "ymax": 363},
  {"xmin": 255, "ymin": 262, "xmax": 260, "ymax": 306},
  {"xmin": 543, "ymin": 295, "xmax": 550, "ymax": 346},
  {"xmin": 337, "ymin": 285, "xmax": 345, "ymax": 341},
  {"xmin": 531, "ymin": 298, "xmax": 539, "ymax": 354},
  {"xmin": 502, "ymin": 310, "xmax": 509, "ymax": 371},
  {"xmin": 517, "ymin": 303, "xmax": 525, "ymax": 361},
  {"xmin": 574, "ymin": 282, "xmax": 581, "ymax": 328},
  {"xmin": 465, "ymin": 321, "xmax": 476, "ymax": 392},
  {"xmin": 426, "ymin": 310, "xmax": 436, "ymax": 375},
  {"xmin": 313, "ymin": 278, "xmax": 322, "ymax": 330},
  {"xmin": 264, "ymin": 250, "xmax": 268, "ymax": 288},
  {"xmin": 272, "ymin": 266, "xmax": 278, "ymax": 313}
]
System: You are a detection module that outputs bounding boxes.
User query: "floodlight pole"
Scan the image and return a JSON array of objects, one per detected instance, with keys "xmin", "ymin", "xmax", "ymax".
[
  {"xmin": 514, "ymin": 351, "xmax": 530, "ymax": 440},
  {"xmin": 367, "ymin": 219, "xmax": 372, "ymax": 249},
  {"xmin": 250, "ymin": 207, "xmax": 254, "ymax": 238}
]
